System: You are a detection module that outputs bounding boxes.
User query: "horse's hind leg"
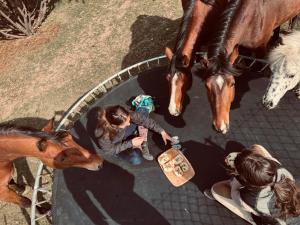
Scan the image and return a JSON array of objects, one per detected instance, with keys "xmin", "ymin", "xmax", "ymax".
[
  {"xmin": 0, "ymin": 162, "xmax": 32, "ymax": 208},
  {"xmin": 8, "ymin": 179, "xmax": 27, "ymax": 195},
  {"xmin": 0, "ymin": 186, "xmax": 31, "ymax": 208}
]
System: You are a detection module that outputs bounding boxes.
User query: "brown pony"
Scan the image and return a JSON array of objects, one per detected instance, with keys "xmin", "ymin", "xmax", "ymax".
[
  {"xmin": 196, "ymin": 0, "xmax": 300, "ymax": 134},
  {"xmin": 165, "ymin": 0, "xmax": 227, "ymax": 116},
  {"xmin": 0, "ymin": 119, "xmax": 104, "ymax": 213}
]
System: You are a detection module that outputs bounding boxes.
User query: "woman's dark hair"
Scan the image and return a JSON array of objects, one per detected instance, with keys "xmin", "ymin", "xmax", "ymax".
[
  {"xmin": 96, "ymin": 105, "xmax": 129, "ymax": 140},
  {"xmin": 234, "ymin": 150, "xmax": 300, "ymax": 219}
]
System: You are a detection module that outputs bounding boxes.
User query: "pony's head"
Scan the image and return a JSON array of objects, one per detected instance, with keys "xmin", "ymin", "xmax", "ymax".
[
  {"xmin": 263, "ymin": 55, "xmax": 299, "ymax": 109},
  {"xmin": 39, "ymin": 119, "xmax": 104, "ymax": 171},
  {"xmin": 165, "ymin": 47, "xmax": 191, "ymax": 116},
  {"xmin": 196, "ymin": 57, "xmax": 237, "ymax": 134}
]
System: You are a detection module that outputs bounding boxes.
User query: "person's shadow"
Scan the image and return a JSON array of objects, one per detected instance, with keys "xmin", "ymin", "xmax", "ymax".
[
  {"xmin": 183, "ymin": 139, "xmax": 246, "ymax": 191},
  {"xmin": 150, "ymin": 136, "xmax": 246, "ymax": 192},
  {"xmin": 63, "ymin": 161, "xmax": 170, "ymax": 225}
]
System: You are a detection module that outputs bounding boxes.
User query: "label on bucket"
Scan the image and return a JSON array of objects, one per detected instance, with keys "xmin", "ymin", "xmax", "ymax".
[{"xmin": 158, "ymin": 148, "xmax": 195, "ymax": 187}]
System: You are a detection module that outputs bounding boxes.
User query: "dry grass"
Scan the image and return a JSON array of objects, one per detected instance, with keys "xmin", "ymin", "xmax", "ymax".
[{"xmin": 0, "ymin": 0, "xmax": 182, "ymax": 224}]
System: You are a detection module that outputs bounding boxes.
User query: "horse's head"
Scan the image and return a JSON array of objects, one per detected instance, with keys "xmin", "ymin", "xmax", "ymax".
[
  {"xmin": 206, "ymin": 74, "xmax": 235, "ymax": 134},
  {"xmin": 165, "ymin": 47, "xmax": 191, "ymax": 116},
  {"xmin": 196, "ymin": 58, "xmax": 237, "ymax": 134},
  {"xmin": 39, "ymin": 119, "xmax": 104, "ymax": 171},
  {"xmin": 263, "ymin": 55, "xmax": 299, "ymax": 109}
]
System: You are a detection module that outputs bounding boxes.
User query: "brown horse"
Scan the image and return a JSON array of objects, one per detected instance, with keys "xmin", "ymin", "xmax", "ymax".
[
  {"xmin": 0, "ymin": 119, "xmax": 104, "ymax": 213},
  {"xmin": 196, "ymin": 0, "xmax": 300, "ymax": 134},
  {"xmin": 165, "ymin": 0, "xmax": 227, "ymax": 116}
]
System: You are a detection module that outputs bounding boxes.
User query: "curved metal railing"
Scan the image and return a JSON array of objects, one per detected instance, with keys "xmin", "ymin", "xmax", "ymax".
[{"xmin": 30, "ymin": 54, "xmax": 269, "ymax": 225}]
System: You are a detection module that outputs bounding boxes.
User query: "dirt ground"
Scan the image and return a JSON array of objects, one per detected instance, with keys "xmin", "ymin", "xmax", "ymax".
[
  {"xmin": 0, "ymin": 0, "xmax": 182, "ymax": 224},
  {"xmin": 0, "ymin": 1, "xmax": 299, "ymax": 225}
]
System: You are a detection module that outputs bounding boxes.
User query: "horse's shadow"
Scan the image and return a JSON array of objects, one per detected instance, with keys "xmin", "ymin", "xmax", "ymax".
[
  {"xmin": 59, "ymin": 116, "xmax": 170, "ymax": 225},
  {"xmin": 121, "ymin": 14, "xmax": 193, "ymax": 128},
  {"xmin": 232, "ymin": 70, "xmax": 270, "ymax": 109},
  {"xmin": 136, "ymin": 69, "xmax": 191, "ymax": 128},
  {"xmin": 121, "ymin": 15, "xmax": 181, "ymax": 69}
]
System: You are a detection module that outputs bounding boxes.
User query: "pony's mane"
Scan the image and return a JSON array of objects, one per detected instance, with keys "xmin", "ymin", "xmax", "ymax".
[
  {"xmin": 0, "ymin": 124, "xmax": 66, "ymax": 143},
  {"xmin": 269, "ymin": 31, "xmax": 300, "ymax": 67},
  {"xmin": 169, "ymin": 0, "xmax": 196, "ymax": 76},
  {"xmin": 207, "ymin": 0, "xmax": 242, "ymax": 76}
]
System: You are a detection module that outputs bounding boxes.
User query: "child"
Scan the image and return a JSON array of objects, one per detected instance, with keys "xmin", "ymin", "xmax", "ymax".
[{"xmin": 95, "ymin": 105, "xmax": 173, "ymax": 165}]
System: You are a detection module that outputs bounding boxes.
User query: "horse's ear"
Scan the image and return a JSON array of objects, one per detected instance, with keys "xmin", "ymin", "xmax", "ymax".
[
  {"xmin": 182, "ymin": 54, "xmax": 190, "ymax": 68},
  {"xmin": 42, "ymin": 117, "xmax": 55, "ymax": 133},
  {"xmin": 37, "ymin": 138, "xmax": 48, "ymax": 152},
  {"xmin": 165, "ymin": 47, "xmax": 173, "ymax": 61}
]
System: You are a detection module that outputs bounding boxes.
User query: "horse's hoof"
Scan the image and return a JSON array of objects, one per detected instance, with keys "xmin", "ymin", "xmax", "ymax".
[{"xmin": 37, "ymin": 204, "xmax": 51, "ymax": 215}]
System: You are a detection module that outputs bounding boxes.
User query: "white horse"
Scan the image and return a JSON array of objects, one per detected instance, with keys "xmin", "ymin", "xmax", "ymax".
[{"xmin": 263, "ymin": 31, "xmax": 300, "ymax": 109}]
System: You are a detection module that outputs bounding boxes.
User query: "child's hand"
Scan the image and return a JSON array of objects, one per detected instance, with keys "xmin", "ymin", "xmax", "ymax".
[
  {"xmin": 160, "ymin": 131, "xmax": 173, "ymax": 145},
  {"xmin": 132, "ymin": 137, "xmax": 144, "ymax": 148}
]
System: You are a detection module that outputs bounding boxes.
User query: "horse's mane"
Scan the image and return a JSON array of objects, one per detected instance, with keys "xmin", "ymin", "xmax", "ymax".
[
  {"xmin": 207, "ymin": 0, "xmax": 242, "ymax": 76},
  {"xmin": 0, "ymin": 124, "xmax": 66, "ymax": 143},
  {"xmin": 269, "ymin": 31, "xmax": 300, "ymax": 69},
  {"xmin": 169, "ymin": 0, "xmax": 196, "ymax": 76}
]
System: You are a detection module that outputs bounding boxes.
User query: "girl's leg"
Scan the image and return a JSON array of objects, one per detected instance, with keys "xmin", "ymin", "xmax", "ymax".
[
  {"xmin": 135, "ymin": 107, "xmax": 154, "ymax": 160},
  {"xmin": 138, "ymin": 126, "xmax": 154, "ymax": 160},
  {"xmin": 211, "ymin": 180, "xmax": 256, "ymax": 225},
  {"xmin": 123, "ymin": 123, "xmax": 138, "ymax": 139},
  {"xmin": 118, "ymin": 148, "xmax": 143, "ymax": 166}
]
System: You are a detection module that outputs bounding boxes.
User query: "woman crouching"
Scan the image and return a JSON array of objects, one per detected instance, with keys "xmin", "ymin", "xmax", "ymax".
[{"xmin": 95, "ymin": 105, "xmax": 173, "ymax": 165}]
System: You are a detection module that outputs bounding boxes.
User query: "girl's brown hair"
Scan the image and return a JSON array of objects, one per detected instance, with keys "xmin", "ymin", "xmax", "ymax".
[
  {"xmin": 234, "ymin": 150, "xmax": 300, "ymax": 219},
  {"xmin": 96, "ymin": 105, "xmax": 129, "ymax": 140}
]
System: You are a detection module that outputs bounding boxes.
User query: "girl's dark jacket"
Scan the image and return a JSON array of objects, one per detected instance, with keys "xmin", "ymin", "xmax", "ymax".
[{"xmin": 95, "ymin": 111, "xmax": 164, "ymax": 155}]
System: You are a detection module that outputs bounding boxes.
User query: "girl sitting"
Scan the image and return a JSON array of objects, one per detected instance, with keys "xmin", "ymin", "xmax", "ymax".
[{"xmin": 95, "ymin": 105, "xmax": 173, "ymax": 165}]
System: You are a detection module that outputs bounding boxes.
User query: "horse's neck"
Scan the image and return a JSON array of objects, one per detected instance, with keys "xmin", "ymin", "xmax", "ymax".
[
  {"xmin": 226, "ymin": 0, "xmax": 300, "ymax": 53},
  {"xmin": 0, "ymin": 136, "xmax": 40, "ymax": 161},
  {"xmin": 181, "ymin": 0, "xmax": 226, "ymax": 57},
  {"xmin": 181, "ymin": 0, "xmax": 212, "ymax": 57},
  {"xmin": 223, "ymin": 0, "xmax": 256, "ymax": 54},
  {"xmin": 266, "ymin": 0, "xmax": 300, "ymax": 28}
]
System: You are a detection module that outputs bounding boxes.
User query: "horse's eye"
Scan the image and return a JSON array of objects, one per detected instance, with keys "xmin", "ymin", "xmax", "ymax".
[
  {"xmin": 230, "ymin": 83, "xmax": 235, "ymax": 87},
  {"xmin": 60, "ymin": 154, "xmax": 67, "ymax": 162}
]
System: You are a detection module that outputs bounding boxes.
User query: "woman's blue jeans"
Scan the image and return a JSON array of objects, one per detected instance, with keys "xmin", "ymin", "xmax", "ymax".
[{"xmin": 117, "ymin": 107, "xmax": 149, "ymax": 165}]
